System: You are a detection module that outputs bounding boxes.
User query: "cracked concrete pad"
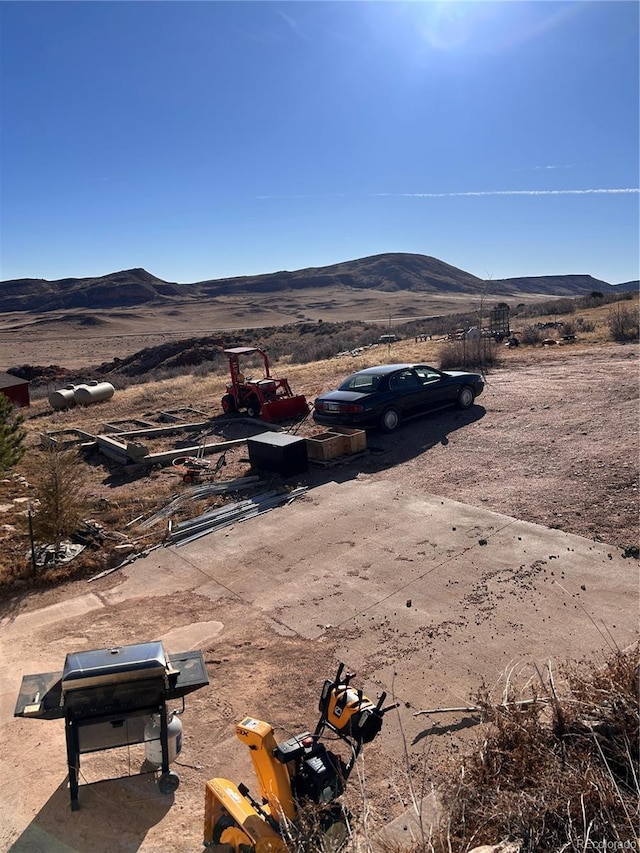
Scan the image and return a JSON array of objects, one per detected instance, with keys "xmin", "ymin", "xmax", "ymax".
[
  {"xmin": 100, "ymin": 553, "xmax": 205, "ymax": 605},
  {"xmin": 91, "ymin": 478, "xmax": 637, "ymax": 760},
  {"xmin": 376, "ymin": 793, "xmax": 440, "ymax": 848},
  {"xmin": 166, "ymin": 481, "xmax": 637, "ymax": 687}
]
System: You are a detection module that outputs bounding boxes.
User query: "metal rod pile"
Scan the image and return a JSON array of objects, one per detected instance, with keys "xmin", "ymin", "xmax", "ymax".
[
  {"xmin": 137, "ymin": 477, "xmax": 261, "ymax": 530},
  {"xmin": 168, "ymin": 487, "xmax": 308, "ymax": 547}
]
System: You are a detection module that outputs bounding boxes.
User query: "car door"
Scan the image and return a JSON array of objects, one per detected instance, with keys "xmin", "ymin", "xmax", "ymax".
[
  {"xmin": 413, "ymin": 366, "xmax": 452, "ymax": 410},
  {"xmin": 387, "ymin": 368, "xmax": 425, "ymax": 416}
]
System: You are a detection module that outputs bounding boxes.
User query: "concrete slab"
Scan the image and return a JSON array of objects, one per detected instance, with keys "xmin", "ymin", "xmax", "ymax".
[
  {"xmin": 99, "ymin": 480, "xmax": 637, "ymax": 698},
  {"xmin": 101, "ymin": 551, "xmax": 207, "ymax": 604},
  {"xmin": 136, "ymin": 477, "xmax": 635, "ymax": 766},
  {"xmin": 146, "ymin": 479, "xmax": 634, "ymax": 642},
  {"xmin": 375, "ymin": 794, "xmax": 440, "ymax": 849},
  {"xmin": 0, "ymin": 593, "xmax": 104, "ymax": 637},
  {"xmin": 91, "ymin": 477, "xmax": 639, "ymax": 771}
]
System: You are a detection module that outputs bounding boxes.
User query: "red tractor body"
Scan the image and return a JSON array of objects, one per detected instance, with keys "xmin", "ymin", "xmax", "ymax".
[{"xmin": 221, "ymin": 347, "xmax": 309, "ymax": 423}]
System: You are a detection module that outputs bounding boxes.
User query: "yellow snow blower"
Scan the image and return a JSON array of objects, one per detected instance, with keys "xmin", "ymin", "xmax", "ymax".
[{"xmin": 203, "ymin": 663, "xmax": 394, "ymax": 852}]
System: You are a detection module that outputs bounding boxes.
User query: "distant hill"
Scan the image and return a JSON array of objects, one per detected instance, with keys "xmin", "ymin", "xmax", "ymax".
[
  {"xmin": 0, "ymin": 268, "xmax": 191, "ymax": 312},
  {"xmin": 489, "ymin": 273, "xmax": 614, "ymax": 296},
  {"xmin": 612, "ymin": 280, "xmax": 640, "ymax": 292},
  {"xmin": 196, "ymin": 253, "xmax": 487, "ymax": 297},
  {"xmin": 0, "ymin": 253, "xmax": 619, "ymax": 313}
]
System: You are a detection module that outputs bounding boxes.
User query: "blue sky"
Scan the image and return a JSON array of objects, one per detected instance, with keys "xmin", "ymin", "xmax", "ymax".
[{"xmin": 1, "ymin": 0, "xmax": 638, "ymax": 285}]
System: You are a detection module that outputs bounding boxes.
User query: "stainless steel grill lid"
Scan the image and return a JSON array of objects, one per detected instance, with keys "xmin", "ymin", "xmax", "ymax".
[{"xmin": 62, "ymin": 642, "xmax": 168, "ymax": 691}]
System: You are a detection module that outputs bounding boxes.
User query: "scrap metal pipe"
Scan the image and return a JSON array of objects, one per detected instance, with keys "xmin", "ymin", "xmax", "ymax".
[{"xmin": 169, "ymin": 488, "xmax": 307, "ymax": 546}]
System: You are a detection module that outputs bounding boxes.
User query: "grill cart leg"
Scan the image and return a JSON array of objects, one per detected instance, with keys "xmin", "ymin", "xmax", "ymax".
[
  {"xmin": 160, "ymin": 703, "xmax": 170, "ymax": 775},
  {"xmin": 65, "ymin": 716, "xmax": 80, "ymax": 811},
  {"xmin": 158, "ymin": 702, "xmax": 180, "ymax": 795}
]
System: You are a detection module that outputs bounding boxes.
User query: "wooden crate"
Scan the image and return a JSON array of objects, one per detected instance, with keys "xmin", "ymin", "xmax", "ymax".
[
  {"xmin": 305, "ymin": 431, "xmax": 348, "ymax": 461},
  {"xmin": 328, "ymin": 427, "xmax": 367, "ymax": 454}
]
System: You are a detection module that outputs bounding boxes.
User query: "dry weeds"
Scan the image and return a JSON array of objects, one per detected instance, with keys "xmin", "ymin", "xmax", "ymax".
[{"xmin": 431, "ymin": 647, "xmax": 639, "ymax": 852}]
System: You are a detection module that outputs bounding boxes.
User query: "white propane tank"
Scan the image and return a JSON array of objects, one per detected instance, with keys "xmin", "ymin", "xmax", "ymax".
[
  {"xmin": 73, "ymin": 382, "xmax": 115, "ymax": 406},
  {"xmin": 144, "ymin": 712, "xmax": 183, "ymax": 767},
  {"xmin": 49, "ymin": 387, "xmax": 76, "ymax": 410}
]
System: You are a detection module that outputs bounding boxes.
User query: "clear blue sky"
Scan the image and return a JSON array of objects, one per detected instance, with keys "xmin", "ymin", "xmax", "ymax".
[{"xmin": 1, "ymin": 0, "xmax": 638, "ymax": 285}]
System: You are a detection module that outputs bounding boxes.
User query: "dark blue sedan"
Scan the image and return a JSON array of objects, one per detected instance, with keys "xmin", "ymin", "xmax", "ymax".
[{"xmin": 313, "ymin": 363, "xmax": 484, "ymax": 433}]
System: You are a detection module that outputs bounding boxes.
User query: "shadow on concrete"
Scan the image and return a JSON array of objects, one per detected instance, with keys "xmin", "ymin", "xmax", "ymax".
[{"xmin": 9, "ymin": 774, "xmax": 173, "ymax": 853}]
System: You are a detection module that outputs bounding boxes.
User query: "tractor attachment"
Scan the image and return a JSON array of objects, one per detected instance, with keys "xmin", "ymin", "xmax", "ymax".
[
  {"xmin": 203, "ymin": 663, "xmax": 395, "ymax": 852},
  {"xmin": 221, "ymin": 347, "xmax": 309, "ymax": 423}
]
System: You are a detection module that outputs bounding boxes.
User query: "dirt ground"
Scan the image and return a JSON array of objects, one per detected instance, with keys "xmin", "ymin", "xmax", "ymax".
[
  {"xmin": 1, "ymin": 341, "xmax": 639, "ymax": 853},
  {"xmin": 362, "ymin": 343, "xmax": 639, "ymax": 550}
]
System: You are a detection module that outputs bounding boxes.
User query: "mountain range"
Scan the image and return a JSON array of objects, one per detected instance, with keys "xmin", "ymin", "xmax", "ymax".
[{"xmin": 0, "ymin": 253, "xmax": 636, "ymax": 313}]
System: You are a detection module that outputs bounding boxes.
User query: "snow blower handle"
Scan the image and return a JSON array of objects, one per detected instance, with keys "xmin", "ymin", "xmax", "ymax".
[{"xmin": 375, "ymin": 691, "xmax": 400, "ymax": 716}]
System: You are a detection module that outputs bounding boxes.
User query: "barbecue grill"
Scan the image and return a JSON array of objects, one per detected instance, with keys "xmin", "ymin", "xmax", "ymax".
[{"xmin": 14, "ymin": 640, "xmax": 209, "ymax": 810}]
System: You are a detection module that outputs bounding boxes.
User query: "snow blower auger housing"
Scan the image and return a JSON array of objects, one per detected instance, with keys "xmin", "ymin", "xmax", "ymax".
[
  {"xmin": 203, "ymin": 663, "xmax": 394, "ymax": 853},
  {"xmin": 221, "ymin": 347, "xmax": 309, "ymax": 423}
]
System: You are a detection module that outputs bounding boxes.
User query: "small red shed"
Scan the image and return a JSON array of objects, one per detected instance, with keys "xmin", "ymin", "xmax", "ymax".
[{"xmin": 0, "ymin": 372, "xmax": 30, "ymax": 408}]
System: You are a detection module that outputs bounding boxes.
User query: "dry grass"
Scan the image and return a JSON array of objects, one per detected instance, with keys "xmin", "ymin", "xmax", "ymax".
[
  {"xmin": 430, "ymin": 647, "xmax": 640, "ymax": 852},
  {"xmin": 517, "ymin": 293, "xmax": 638, "ymax": 347},
  {"xmin": 438, "ymin": 338, "xmax": 502, "ymax": 372}
]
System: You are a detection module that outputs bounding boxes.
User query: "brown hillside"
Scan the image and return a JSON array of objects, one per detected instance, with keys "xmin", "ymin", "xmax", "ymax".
[
  {"xmin": 197, "ymin": 253, "xmax": 486, "ymax": 296},
  {"xmin": 0, "ymin": 268, "xmax": 191, "ymax": 312},
  {"xmin": 0, "ymin": 253, "xmax": 619, "ymax": 313}
]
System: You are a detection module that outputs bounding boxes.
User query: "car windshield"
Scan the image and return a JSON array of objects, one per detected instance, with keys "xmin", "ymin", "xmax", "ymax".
[{"xmin": 339, "ymin": 373, "xmax": 382, "ymax": 393}]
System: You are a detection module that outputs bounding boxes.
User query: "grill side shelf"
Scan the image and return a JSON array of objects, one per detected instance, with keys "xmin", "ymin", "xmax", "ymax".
[
  {"xmin": 14, "ymin": 671, "xmax": 64, "ymax": 719},
  {"xmin": 166, "ymin": 650, "xmax": 209, "ymax": 699}
]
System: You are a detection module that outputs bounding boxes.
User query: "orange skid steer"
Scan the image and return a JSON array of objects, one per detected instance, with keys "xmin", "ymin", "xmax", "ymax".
[{"xmin": 221, "ymin": 347, "xmax": 309, "ymax": 423}]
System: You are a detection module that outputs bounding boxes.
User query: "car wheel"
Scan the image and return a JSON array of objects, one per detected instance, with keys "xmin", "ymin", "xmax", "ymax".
[
  {"xmin": 380, "ymin": 406, "xmax": 402, "ymax": 432},
  {"xmin": 457, "ymin": 386, "xmax": 475, "ymax": 409}
]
